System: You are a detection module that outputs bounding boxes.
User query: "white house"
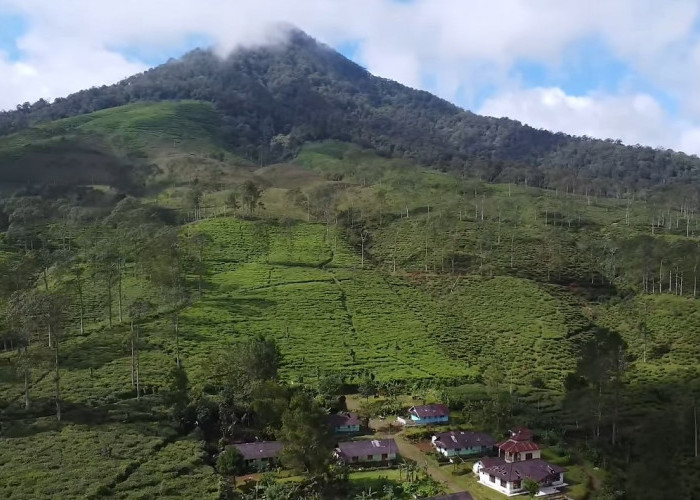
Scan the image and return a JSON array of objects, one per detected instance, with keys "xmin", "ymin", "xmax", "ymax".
[
  {"xmin": 432, "ymin": 430, "xmax": 495, "ymax": 457},
  {"xmin": 474, "ymin": 457, "xmax": 566, "ymax": 496},
  {"xmin": 472, "ymin": 428, "xmax": 567, "ymax": 497}
]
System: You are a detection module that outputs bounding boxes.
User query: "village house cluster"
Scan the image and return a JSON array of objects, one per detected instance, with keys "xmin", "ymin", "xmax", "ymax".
[{"xmin": 231, "ymin": 405, "xmax": 566, "ymax": 498}]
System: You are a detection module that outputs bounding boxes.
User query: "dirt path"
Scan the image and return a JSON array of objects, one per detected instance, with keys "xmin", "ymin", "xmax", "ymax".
[{"xmin": 392, "ymin": 435, "xmax": 464, "ymax": 494}]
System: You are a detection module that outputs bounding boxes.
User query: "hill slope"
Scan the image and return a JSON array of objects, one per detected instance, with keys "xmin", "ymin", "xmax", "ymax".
[{"xmin": 1, "ymin": 28, "xmax": 699, "ymax": 193}]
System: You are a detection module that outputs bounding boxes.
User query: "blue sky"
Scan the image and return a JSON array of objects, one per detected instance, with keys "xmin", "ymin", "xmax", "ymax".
[{"xmin": 0, "ymin": 0, "xmax": 699, "ymax": 153}]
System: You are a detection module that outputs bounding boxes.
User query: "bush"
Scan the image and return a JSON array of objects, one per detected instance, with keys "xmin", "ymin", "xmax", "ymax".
[{"xmin": 216, "ymin": 446, "xmax": 245, "ymax": 476}]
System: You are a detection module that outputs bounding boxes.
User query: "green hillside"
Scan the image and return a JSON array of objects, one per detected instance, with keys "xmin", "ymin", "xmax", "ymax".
[
  {"xmin": 1, "ymin": 145, "xmax": 700, "ymax": 498},
  {"xmin": 0, "ymin": 101, "xmax": 234, "ymax": 188}
]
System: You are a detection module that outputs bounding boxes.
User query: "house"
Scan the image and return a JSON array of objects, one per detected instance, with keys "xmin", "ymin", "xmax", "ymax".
[
  {"xmin": 473, "ymin": 457, "xmax": 566, "ymax": 496},
  {"xmin": 397, "ymin": 404, "xmax": 449, "ymax": 425},
  {"xmin": 335, "ymin": 439, "xmax": 398, "ymax": 464},
  {"xmin": 472, "ymin": 428, "xmax": 567, "ymax": 496},
  {"xmin": 422, "ymin": 493, "xmax": 474, "ymax": 500},
  {"xmin": 496, "ymin": 427, "xmax": 541, "ymax": 462},
  {"xmin": 234, "ymin": 441, "xmax": 283, "ymax": 470},
  {"xmin": 432, "ymin": 430, "xmax": 495, "ymax": 457},
  {"xmin": 327, "ymin": 412, "xmax": 361, "ymax": 434}
]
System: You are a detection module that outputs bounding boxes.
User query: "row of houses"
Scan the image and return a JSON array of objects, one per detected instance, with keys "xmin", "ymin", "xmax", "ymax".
[
  {"xmin": 429, "ymin": 427, "xmax": 567, "ymax": 497},
  {"xmin": 232, "ymin": 438, "xmax": 399, "ymax": 469}
]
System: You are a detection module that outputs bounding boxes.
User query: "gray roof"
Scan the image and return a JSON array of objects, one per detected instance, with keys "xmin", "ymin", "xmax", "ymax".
[
  {"xmin": 422, "ymin": 493, "xmax": 474, "ymax": 500},
  {"xmin": 433, "ymin": 431, "xmax": 495, "ymax": 450},
  {"xmin": 336, "ymin": 439, "xmax": 397, "ymax": 458},
  {"xmin": 410, "ymin": 404, "xmax": 449, "ymax": 418},
  {"xmin": 234, "ymin": 441, "xmax": 282, "ymax": 460},
  {"xmin": 480, "ymin": 457, "xmax": 566, "ymax": 483},
  {"xmin": 327, "ymin": 412, "xmax": 361, "ymax": 428}
]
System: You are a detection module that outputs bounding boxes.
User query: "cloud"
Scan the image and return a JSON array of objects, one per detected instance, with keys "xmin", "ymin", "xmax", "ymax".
[
  {"xmin": 479, "ymin": 86, "xmax": 700, "ymax": 155},
  {"xmin": 0, "ymin": 0, "xmax": 700, "ymax": 153}
]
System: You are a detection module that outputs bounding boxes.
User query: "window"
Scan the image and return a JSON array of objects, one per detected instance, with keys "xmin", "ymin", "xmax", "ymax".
[
  {"xmin": 525, "ymin": 453, "xmax": 533, "ymax": 460},
  {"xmin": 381, "ymin": 454, "xmax": 388, "ymax": 460},
  {"xmin": 455, "ymin": 448, "xmax": 461, "ymax": 453},
  {"xmin": 513, "ymin": 480, "xmax": 521, "ymax": 489},
  {"xmin": 367, "ymin": 455, "xmax": 373, "ymax": 460},
  {"xmin": 489, "ymin": 475, "xmax": 496, "ymax": 483},
  {"xmin": 500, "ymin": 479, "xmax": 507, "ymax": 487},
  {"xmin": 351, "ymin": 456, "xmax": 358, "ymax": 462}
]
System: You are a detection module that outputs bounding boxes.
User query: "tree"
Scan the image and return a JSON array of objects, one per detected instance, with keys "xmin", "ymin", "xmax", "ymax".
[
  {"xmin": 217, "ymin": 445, "xmax": 246, "ymax": 476},
  {"xmin": 225, "ymin": 189, "xmax": 241, "ymax": 217},
  {"xmin": 242, "ymin": 180, "xmax": 264, "ymax": 216},
  {"xmin": 522, "ymin": 477, "xmax": 540, "ymax": 498},
  {"xmin": 187, "ymin": 184, "xmax": 204, "ymax": 221},
  {"xmin": 279, "ymin": 392, "xmax": 334, "ymax": 475},
  {"xmin": 187, "ymin": 231, "xmax": 211, "ymax": 298},
  {"xmin": 128, "ymin": 298, "xmax": 154, "ymax": 399}
]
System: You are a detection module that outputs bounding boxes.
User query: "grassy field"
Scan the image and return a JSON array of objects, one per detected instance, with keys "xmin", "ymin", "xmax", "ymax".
[{"xmin": 2, "ymin": 138, "xmax": 700, "ymax": 497}]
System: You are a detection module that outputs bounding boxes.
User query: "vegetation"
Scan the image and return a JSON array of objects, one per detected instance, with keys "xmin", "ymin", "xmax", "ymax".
[{"xmin": 1, "ymin": 28, "xmax": 700, "ymax": 500}]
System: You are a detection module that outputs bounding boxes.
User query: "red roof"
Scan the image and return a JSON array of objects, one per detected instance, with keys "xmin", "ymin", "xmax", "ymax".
[
  {"xmin": 497, "ymin": 427, "xmax": 540, "ymax": 453},
  {"xmin": 410, "ymin": 404, "xmax": 449, "ymax": 418}
]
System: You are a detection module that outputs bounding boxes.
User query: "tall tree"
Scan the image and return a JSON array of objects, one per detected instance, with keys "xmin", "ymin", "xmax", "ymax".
[{"xmin": 279, "ymin": 392, "xmax": 334, "ymax": 475}]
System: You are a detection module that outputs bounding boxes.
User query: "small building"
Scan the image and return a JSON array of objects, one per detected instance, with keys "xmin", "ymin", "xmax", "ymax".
[
  {"xmin": 474, "ymin": 457, "xmax": 566, "ymax": 496},
  {"xmin": 234, "ymin": 441, "xmax": 283, "ymax": 470},
  {"xmin": 432, "ymin": 430, "xmax": 495, "ymax": 457},
  {"xmin": 421, "ymin": 493, "xmax": 474, "ymax": 500},
  {"xmin": 327, "ymin": 412, "xmax": 362, "ymax": 434},
  {"xmin": 335, "ymin": 439, "xmax": 398, "ymax": 464},
  {"xmin": 398, "ymin": 404, "xmax": 449, "ymax": 425},
  {"xmin": 496, "ymin": 427, "xmax": 541, "ymax": 462}
]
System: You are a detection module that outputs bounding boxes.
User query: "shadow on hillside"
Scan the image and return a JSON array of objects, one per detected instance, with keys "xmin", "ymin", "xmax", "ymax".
[{"xmin": 1, "ymin": 395, "xmax": 170, "ymax": 440}]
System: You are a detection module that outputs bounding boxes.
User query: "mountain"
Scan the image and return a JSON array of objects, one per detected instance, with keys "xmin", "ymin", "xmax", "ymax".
[{"xmin": 0, "ymin": 28, "xmax": 699, "ymax": 194}]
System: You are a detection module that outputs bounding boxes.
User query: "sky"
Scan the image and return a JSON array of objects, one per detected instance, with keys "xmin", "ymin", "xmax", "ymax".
[{"xmin": 1, "ymin": 0, "xmax": 700, "ymax": 154}]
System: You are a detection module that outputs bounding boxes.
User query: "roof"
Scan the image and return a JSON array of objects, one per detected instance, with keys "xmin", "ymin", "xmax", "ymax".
[
  {"xmin": 422, "ymin": 493, "xmax": 474, "ymax": 500},
  {"xmin": 327, "ymin": 412, "xmax": 361, "ymax": 428},
  {"xmin": 480, "ymin": 457, "xmax": 566, "ymax": 483},
  {"xmin": 234, "ymin": 441, "xmax": 282, "ymax": 460},
  {"xmin": 410, "ymin": 404, "xmax": 449, "ymax": 418},
  {"xmin": 336, "ymin": 439, "xmax": 397, "ymax": 458},
  {"xmin": 497, "ymin": 427, "xmax": 540, "ymax": 453},
  {"xmin": 433, "ymin": 431, "xmax": 495, "ymax": 450},
  {"xmin": 477, "ymin": 457, "xmax": 507, "ymax": 469},
  {"xmin": 510, "ymin": 427, "xmax": 534, "ymax": 441}
]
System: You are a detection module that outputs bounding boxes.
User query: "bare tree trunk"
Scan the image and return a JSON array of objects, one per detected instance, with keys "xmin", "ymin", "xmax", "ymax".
[
  {"xmin": 135, "ymin": 327, "xmax": 140, "ymax": 400},
  {"xmin": 23, "ymin": 360, "xmax": 30, "ymax": 410},
  {"xmin": 130, "ymin": 320, "xmax": 135, "ymax": 387},
  {"xmin": 118, "ymin": 261, "xmax": 123, "ymax": 324},
  {"xmin": 54, "ymin": 339, "xmax": 61, "ymax": 422},
  {"xmin": 175, "ymin": 312, "xmax": 180, "ymax": 368}
]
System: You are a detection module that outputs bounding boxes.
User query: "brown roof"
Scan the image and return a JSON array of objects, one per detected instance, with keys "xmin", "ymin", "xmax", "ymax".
[
  {"xmin": 497, "ymin": 427, "xmax": 540, "ymax": 453},
  {"xmin": 336, "ymin": 439, "xmax": 397, "ymax": 459},
  {"xmin": 422, "ymin": 493, "xmax": 474, "ymax": 500},
  {"xmin": 234, "ymin": 441, "xmax": 282, "ymax": 460},
  {"xmin": 327, "ymin": 412, "xmax": 361, "ymax": 428},
  {"xmin": 433, "ymin": 431, "xmax": 495, "ymax": 450},
  {"xmin": 410, "ymin": 404, "xmax": 449, "ymax": 418},
  {"xmin": 481, "ymin": 457, "xmax": 565, "ymax": 483}
]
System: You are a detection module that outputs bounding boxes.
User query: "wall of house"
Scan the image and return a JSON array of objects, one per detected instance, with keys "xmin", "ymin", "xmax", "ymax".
[
  {"xmin": 410, "ymin": 415, "xmax": 449, "ymax": 424},
  {"xmin": 501, "ymin": 449, "xmax": 541, "ymax": 462},
  {"xmin": 335, "ymin": 424, "xmax": 360, "ymax": 433},
  {"xmin": 436, "ymin": 445, "xmax": 487, "ymax": 457},
  {"xmin": 478, "ymin": 471, "xmax": 522, "ymax": 495},
  {"xmin": 348, "ymin": 452, "xmax": 397, "ymax": 463}
]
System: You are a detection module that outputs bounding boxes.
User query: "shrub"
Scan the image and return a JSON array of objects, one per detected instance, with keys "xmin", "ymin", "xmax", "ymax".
[{"xmin": 216, "ymin": 446, "xmax": 245, "ymax": 476}]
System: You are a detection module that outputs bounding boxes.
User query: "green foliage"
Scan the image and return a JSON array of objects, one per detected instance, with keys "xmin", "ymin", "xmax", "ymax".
[
  {"xmin": 279, "ymin": 392, "xmax": 334, "ymax": 474},
  {"xmin": 216, "ymin": 446, "xmax": 245, "ymax": 476},
  {"xmin": 522, "ymin": 477, "xmax": 540, "ymax": 497}
]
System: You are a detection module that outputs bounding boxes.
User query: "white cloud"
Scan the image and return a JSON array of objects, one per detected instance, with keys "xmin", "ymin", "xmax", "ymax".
[
  {"xmin": 479, "ymin": 87, "xmax": 700, "ymax": 155},
  {"xmin": 0, "ymin": 0, "xmax": 700, "ymax": 153}
]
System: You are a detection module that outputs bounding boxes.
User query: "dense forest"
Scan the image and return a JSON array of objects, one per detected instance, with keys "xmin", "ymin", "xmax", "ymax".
[
  {"xmin": 1, "ymin": 28, "xmax": 700, "ymax": 500},
  {"xmin": 1, "ymin": 29, "xmax": 699, "ymax": 195}
]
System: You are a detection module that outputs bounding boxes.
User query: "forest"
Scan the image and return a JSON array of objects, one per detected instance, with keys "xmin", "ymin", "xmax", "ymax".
[{"xmin": 0, "ymin": 28, "xmax": 700, "ymax": 500}]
